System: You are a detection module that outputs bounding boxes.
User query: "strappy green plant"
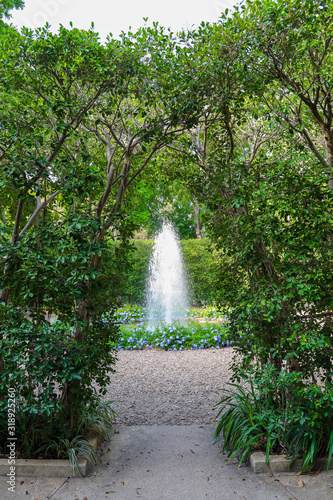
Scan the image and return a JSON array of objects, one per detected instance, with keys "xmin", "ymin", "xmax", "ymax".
[
  {"xmin": 212, "ymin": 382, "xmax": 281, "ymax": 466},
  {"xmin": 213, "ymin": 380, "xmax": 333, "ymax": 474},
  {"xmin": 78, "ymin": 399, "xmax": 118, "ymax": 442},
  {"xmin": 285, "ymin": 410, "xmax": 333, "ymax": 473},
  {"xmin": 65, "ymin": 435, "xmax": 102, "ymax": 476}
]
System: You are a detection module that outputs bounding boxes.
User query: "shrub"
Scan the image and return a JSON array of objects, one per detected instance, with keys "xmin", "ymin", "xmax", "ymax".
[
  {"xmin": 181, "ymin": 239, "xmax": 231, "ymax": 306},
  {"xmin": 0, "ymin": 305, "xmax": 118, "ymax": 461},
  {"xmin": 214, "ymin": 370, "xmax": 333, "ymax": 473},
  {"xmin": 0, "ymin": 218, "xmax": 123, "ymax": 462}
]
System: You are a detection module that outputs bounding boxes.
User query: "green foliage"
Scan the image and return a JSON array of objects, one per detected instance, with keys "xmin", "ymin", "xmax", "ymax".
[
  {"xmin": 214, "ymin": 372, "xmax": 333, "ymax": 473},
  {"xmin": 0, "ymin": 215, "xmax": 125, "ymax": 459},
  {"xmin": 0, "ymin": 304, "xmax": 118, "ymax": 456},
  {"xmin": 181, "ymin": 239, "xmax": 231, "ymax": 306},
  {"xmin": 195, "ymin": 305, "xmax": 230, "ymax": 321},
  {"xmin": 127, "ymin": 178, "xmax": 198, "ymax": 239},
  {"xmin": 1, "ymin": 0, "xmax": 333, "ymax": 471},
  {"xmin": 213, "ymin": 382, "xmax": 277, "ymax": 466},
  {"xmin": 210, "ymin": 158, "xmax": 333, "ymax": 469},
  {"xmin": 0, "ymin": 21, "xmax": 201, "ymax": 463},
  {"xmin": 78, "ymin": 399, "xmax": 118, "ymax": 442},
  {"xmin": 114, "ymin": 304, "xmax": 229, "ymax": 324},
  {"xmin": 119, "ymin": 240, "xmax": 152, "ymax": 305},
  {"xmin": 0, "ymin": 0, "xmax": 24, "ymax": 21},
  {"xmin": 0, "ymin": 216, "xmax": 127, "ymax": 320},
  {"xmin": 66, "ymin": 436, "xmax": 102, "ymax": 477},
  {"xmin": 172, "ymin": 1, "xmax": 333, "ymax": 470}
]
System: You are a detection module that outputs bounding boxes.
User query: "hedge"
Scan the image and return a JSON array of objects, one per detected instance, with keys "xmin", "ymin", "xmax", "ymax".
[{"xmin": 115, "ymin": 238, "xmax": 229, "ymax": 306}]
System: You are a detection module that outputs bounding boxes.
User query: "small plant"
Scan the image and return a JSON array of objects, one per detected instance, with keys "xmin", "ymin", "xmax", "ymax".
[
  {"xmin": 65, "ymin": 436, "xmax": 102, "ymax": 476},
  {"xmin": 283, "ymin": 383, "xmax": 333, "ymax": 473},
  {"xmin": 213, "ymin": 382, "xmax": 282, "ymax": 466},
  {"xmin": 78, "ymin": 398, "xmax": 118, "ymax": 442},
  {"xmin": 33, "ymin": 434, "xmax": 102, "ymax": 476},
  {"xmin": 213, "ymin": 376, "xmax": 333, "ymax": 473}
]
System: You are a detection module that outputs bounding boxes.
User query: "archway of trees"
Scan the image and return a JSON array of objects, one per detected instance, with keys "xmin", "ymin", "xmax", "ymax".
[{"xmin": 1, "ymin": 0, "xmax": 332, "ymax": 471}]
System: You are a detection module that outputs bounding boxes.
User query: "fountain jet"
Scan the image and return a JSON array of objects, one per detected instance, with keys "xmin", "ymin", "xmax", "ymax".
[{"xmin": 147, "ymin": 222, "xmax": 188, "ymax": 326}]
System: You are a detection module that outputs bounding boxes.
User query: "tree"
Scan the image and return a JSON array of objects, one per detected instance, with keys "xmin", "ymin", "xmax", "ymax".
[
  {"xmin": 244, "ymin": 0, "xmax": 333, "ymax": 188},
  {"xmin": 0, "ymin": 23, "xmax": 200, "ymax": 455},
  {"xmin": 0, "ymin": 0, "xmax": 24, "ymax": 21},
  {"xmin": 0, "ymin": 24, "xmax": 138, "ymax": 447},
  {"xmin": 167, "ymin": 7, "xmax": 333, "ymax": 468}
]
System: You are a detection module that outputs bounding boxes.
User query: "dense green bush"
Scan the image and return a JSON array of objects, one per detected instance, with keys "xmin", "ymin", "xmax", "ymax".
[
  {"xmin": 181, "ymin": 239, "xmax": 231, "ymax": 305},
  {"xmin": 0, "ymin": 219, "xmax": 122, "ymax": 462},
  {"xmin": 120, "ymin": 240, "xmax": 153, "ymax": 304},
  {"xmin": 211, "ymin": 161, "xmax": 333, "ymax": 470},
  {"xmin": 0, "ymin": 306, "xmax": 118, "ymax": 460}
]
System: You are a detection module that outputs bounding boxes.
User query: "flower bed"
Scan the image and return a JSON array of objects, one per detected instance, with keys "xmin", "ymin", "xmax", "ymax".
[{"xmin": 115, "ymin": 322, "xmax": 231, "ymax": 351}]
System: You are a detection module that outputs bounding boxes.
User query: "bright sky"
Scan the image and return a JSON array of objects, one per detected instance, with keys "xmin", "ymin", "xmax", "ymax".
[{"xmin": 10, "ymin": 0, "xmax": 236, "ymax": 40}]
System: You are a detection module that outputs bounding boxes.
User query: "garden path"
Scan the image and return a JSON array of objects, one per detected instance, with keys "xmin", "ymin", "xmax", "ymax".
[
  {"xmin": 103, "ymin": 347, "xmax": 235, "ymax": 425},
  {"xmin": 4, "ymin": 348, "xmax": 333, "ymax": 500}
]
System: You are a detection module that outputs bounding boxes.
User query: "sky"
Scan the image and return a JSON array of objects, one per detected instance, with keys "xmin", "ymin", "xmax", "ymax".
[{"xmin": 9, "ymin": 0, "xmax": 236, "ymax": 40}]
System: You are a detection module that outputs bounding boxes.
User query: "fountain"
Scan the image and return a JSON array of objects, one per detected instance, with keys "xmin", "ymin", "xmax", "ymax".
[{"xmin": 147, "ymin": 222, "xmax": 188, "ymax": 327}]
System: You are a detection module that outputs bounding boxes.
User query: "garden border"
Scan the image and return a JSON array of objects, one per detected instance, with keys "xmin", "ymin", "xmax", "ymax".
[
  {"xmin": 250, "ymin": 451, "xmax": 333, "ymax": 474},
  {"xmin": 0, "ymin": 434, "xmax": 102, "ymax": 478}
]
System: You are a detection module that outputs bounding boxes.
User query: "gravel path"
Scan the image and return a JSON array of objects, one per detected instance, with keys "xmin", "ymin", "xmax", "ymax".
[{"xmin": 104, "ymin": 348, "xmax": 234, "ymax": 426}]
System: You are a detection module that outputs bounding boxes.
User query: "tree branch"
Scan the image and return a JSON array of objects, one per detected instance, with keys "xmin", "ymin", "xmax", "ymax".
[{"xmin": 18, "ymin": 191, "xmax": 59, "ymax": 238}]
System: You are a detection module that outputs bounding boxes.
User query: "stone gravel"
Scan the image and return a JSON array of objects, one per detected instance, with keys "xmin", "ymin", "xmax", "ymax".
[{"xmin": 104, "ymin": 348, "xmax": 235, "ymax": 426}]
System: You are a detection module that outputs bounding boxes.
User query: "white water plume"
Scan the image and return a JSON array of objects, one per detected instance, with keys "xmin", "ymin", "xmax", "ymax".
[{"xmin": 147, "ymin": 222, "xmax": 188, "ymax": 326}]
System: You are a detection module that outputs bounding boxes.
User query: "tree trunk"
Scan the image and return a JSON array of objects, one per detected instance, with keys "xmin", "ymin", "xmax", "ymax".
[{"xmin": 194, "ymin": 200, "xmax": 202, "ymax": 239}]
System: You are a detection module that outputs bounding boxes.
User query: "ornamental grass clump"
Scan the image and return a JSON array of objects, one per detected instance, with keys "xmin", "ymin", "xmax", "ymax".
[
  {"xmin": 213, "ymin": 382, "xmax": 281, "ymax": 466},
  {"xmin": 214, "ymin": 373, "xmax": 333, "ymax": 473}
]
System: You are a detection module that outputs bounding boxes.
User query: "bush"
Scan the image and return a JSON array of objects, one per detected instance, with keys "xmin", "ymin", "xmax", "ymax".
[
  {"xmin": 205, "ymin": 158, "xmax": 333, "ymax": 470},
  {"xmin": 181, "ymin": 239, "xmax": 231, "ymax": 305},
  {"xmin": 214, "ymin": 369, "xmax": 333, "ymax": 473},
  {"xmin": 0, "ymin": 218, "xmax": 124, "ymax": 463},
  {"xmin": 0, "ymin": 305, "xmax": 118, "ymax": 461}
]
